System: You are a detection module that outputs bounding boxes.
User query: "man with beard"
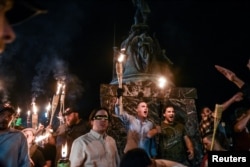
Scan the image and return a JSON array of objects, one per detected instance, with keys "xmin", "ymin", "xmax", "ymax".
[
  {"xmin": 115, "ymin": 100, "xmax": 157, "ymax": 158},
  {"xmin": 148, "ymin": 104, "xmax": 194, "ymax": 166},
  {"xmin": 0, "ymin": 103, "xmax": 30, "ymax": 167},
  {"xmin": 53, "ymin": 106, "xmax": 90, "ymax": 164}
]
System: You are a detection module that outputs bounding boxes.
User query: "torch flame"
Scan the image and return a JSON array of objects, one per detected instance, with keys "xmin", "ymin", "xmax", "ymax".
[
  {"xmin": 35, "ymin": 133, "xmax": 50, "ymax": 143},
  {"xmin": 17, "ymin": 107, "xmax": 21, "ymax": 114},
  {"xmin": 32, "ymin": 102, "xmax": 38, "ymax": 114},
  {"xmin": 61, "ymin": 143, "xmax": 68, "ymax": 158},
  {"xmin": 46, "ymin": 102, "xmax": 51, "ymax": 111},
  {"xmin": 27, "ymin": 110, "xmax": 30, "ymax": 116},
  {"xmin": 118, "ymin": 53, "xmax": 125, "ymax": 63},
  {"xmin": 158, "ymin": 76, "xmax": 167, "ymax": 89}
]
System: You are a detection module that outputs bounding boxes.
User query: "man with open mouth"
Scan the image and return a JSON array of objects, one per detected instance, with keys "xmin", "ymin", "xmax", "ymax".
[{"xmin": 115, "ymin": 100, "xmax": 157, "ymax": 158}]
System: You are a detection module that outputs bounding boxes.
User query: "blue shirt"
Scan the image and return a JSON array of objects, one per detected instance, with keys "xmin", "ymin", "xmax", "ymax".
[
  {"xmin": 115, "ymin": 105, "xmax": 157, "ymax": 157},
  {"xmin": 0, "ymin": 129, "xmax": 30, "ymax": 167}
]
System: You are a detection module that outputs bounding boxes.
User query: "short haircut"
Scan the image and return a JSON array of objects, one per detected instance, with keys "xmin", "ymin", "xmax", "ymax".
[
  {"xmin": 136, "ymin": 101, "xmax": 147, "ymax": 108},
  {"xmin": 0, "ymin": 104, "xmax": 16, "ymax": 115},
  {"xmin": 88, "ymin": 107, "xmax": 110, "ymax": 122},
  {"xmin": 163, "ymin": 104, "xmax": 175, "ymax": 113}
]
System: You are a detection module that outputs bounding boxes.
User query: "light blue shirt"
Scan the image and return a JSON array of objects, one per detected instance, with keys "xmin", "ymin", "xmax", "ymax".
[{"xmin": 115, "ymin": 105, "xmax": 157, "ymax": 157}]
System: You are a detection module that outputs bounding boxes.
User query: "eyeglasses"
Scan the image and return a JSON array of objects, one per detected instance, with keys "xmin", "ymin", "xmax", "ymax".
[{"xmin": 93, "ymin": 115, "xmax": 109, "ymax": 120}]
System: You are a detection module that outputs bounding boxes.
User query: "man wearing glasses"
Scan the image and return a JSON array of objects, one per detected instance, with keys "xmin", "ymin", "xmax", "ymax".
[{"xmin": 69, "ymin": 107, "xmax": 120, "ymax": 167}]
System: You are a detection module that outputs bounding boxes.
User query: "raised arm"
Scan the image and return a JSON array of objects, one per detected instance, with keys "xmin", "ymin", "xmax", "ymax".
[
  {"xmin": 215, "ymin": 65, "xmax": 245, "ymax": 89},
  {"xmin": 234, "ymin": 109, "xmax": 250, "ymax": 132},
  {"xmin": 220, "ymin": 92, "xmax": 243, "ymax": 112},
  {"xmin": 115, "ymin": 88, "xmax": 125, "ymax": 116},
  {"xmin": 115, "ymin": 98, "xmax": 124, "ymax": 116}
]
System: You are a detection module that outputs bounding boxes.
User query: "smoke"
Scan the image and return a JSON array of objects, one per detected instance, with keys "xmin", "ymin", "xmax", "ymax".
[{"xmin": 0, "ymin": 0, "xmax": 86, "ymax": 106}]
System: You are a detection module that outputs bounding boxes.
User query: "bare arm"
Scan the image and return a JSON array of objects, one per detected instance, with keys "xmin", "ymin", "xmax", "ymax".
[
  {"xmin": 114, "ymin": 98, "xmax": 124, "ymax": 116},
  {"xmin": 215, "ymin": 65, "xmax": 245, "ymax": 88},
  {"xmin": 184, "ymin": 135, "xmax": 194, "ymax": 160},
  {"xmin": 147, "ymin": 125, "xmax": 161, "ymax": 138},
  {"xmin": 220, "ymin": 92, "xmax": 243, "ymax": 113},
  {"xmin": 234, "ymin": 109, "xmax": 250, "ymax": 132}
]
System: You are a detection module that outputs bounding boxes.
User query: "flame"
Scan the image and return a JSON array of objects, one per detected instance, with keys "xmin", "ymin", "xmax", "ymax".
[
  {"xmin": 17, "ymin": 107, "xmax": 21, "ymax": 114},
  {"xmin": 27, "ymin": 110, "xmax": 30, "ymax": 116},
  {"xmin": 35, "ymin": 133, "xmax": 50, "ymax": 143},
  {"xmin": 118, "ymin": 54, "xmax": 125, "ymax": 63},
  {"xmin": 46, "ymin": 102, "xmax": 51, "ymax": 111},
  {"xmin": 32, "ymin": 102, "xmax": 38, "ymax": 114},
  {"xmin": 158, "ymin": 76, "xmax": 167, "ymax": 89},
  {"xmin": 61, "ymin": 143, "xmax": 68, "ymax": 158}
]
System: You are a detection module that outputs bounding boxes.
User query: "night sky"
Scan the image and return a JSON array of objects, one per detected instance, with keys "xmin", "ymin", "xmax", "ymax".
[{"xmin": 1, "ymin": 0, "xmax": 250, "ymax": 123}]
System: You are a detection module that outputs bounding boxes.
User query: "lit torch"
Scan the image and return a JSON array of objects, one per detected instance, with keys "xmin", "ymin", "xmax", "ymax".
[
  {"xmin": 116, "ymin": 49, "xmax": 125, "ymax": 112},
  {"xmin": 157, "ymin": 76, "xmax": 167, "ymax": 119},
  {"xmin": 58, "ymin": 83, "xmax": 66, "ymax": 125},
  {"xmin": 17, "ymin": 107, "xmax": 21, "ymax": 117},
  {"xmin": 27, "ymin": 110, "xmax": 31, "ymax": 127},
  {"xmin": 32, "ymin": 102, "xmax": 38, "ymax": 129},
  {"xmin": 57, "ymin": 142, "xmax": 70, "ymax": 167},
  {"xmin": 158, "ymin": 76, "xmax": 167, "ymax": 89},
  {"xmin": 45, "ymin": 102, "xmax": 51, "ymax": 119},
  {"xmin": 49, "ymin": 81, "xmax": 61, "ymax": 125}
]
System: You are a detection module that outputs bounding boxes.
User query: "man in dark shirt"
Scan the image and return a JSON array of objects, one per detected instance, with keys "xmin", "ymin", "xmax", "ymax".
[{"xmin": 54, "ymin": 106, "xmax": 90, "ymax": 164}]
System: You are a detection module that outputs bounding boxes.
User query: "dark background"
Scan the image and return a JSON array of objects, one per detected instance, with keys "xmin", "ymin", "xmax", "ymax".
[{"xmin": 1, "ymin": 0, "xmax": 250, "ymax": 125}]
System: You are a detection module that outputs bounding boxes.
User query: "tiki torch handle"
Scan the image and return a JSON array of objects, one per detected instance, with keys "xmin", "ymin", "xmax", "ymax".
[
  {"xmin": 49, "ymin": 95, "xmax": 59, "ymax": 125},
  {"xmin": 116, "ymin": 60, "xmax": 123, "ymax": 112},
  {"xmin": 210, "ymin": 104, "xmax": 223, "ymax": 151}
]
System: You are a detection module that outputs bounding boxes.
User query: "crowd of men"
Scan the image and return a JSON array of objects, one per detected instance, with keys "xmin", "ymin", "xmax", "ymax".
[{"xmin": 0, "ymin": 1, "xmax": 249, "ymax": 167}]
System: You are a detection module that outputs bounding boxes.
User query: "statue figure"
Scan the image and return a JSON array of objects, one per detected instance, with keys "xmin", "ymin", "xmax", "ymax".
[
  {"xmin": 110, "ymin": 0, "xmax": 174, "ymax": 85},
  {"xmin": 121, "ymin": 26, "xmax": 154, "ymax": 75},
  {"xmin": 132, "ymin": 0, "xmax": 151, "ymax": 25}
]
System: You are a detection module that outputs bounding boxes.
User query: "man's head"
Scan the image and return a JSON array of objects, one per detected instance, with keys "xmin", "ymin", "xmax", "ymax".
[
  {"xmin": 0, "ymin": 0, "xmax": 46, "ymax": 54},
  {"xmin": 63, "ymin": 107, "xmax": 81, "ymax": 127},
  {"xmin": 200, "ymin": 107, "xmax": 212, "ymax": 120},
  {"xmin": 163, "ymin": 105, "xmax": 175, "ymax": 124},
  {"xmin": 120, "ymin": 148, "xmax": 153, "ymax": 167},
  {"xmin": 89, "ymin": 107, "xmax": 110, "ymax": 134},
  {"xmin": 0, "ymin": 103, "xmax": 16, "ymax": 130},
  {"xmin": 0, "ymin": 0, "xmax": 15, "ymax": 53},
  {"xmin": 202, "ymin": 132, "xmax": 226, "ymax": 151},
  {"xmin": 22, "ymin": 128, "xmax": 36, "ymax": 145},
  {"xmin": 136, "ymin": 101, "xmax": 148, "ymax": 119}
]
